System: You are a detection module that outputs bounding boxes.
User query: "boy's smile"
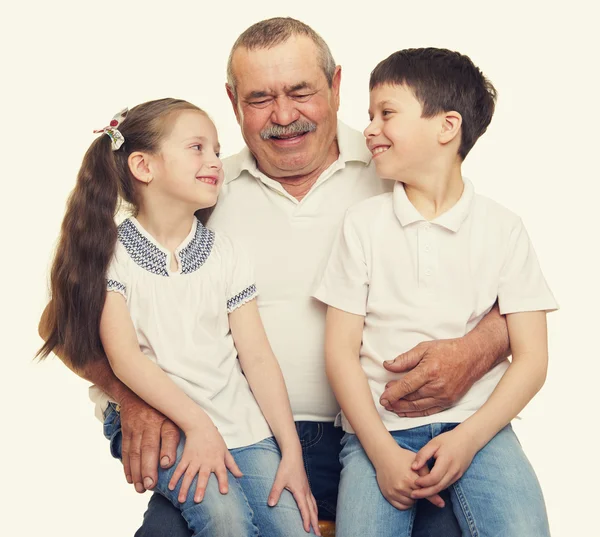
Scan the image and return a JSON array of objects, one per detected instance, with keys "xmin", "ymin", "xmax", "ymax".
[{"xmin": 365, "ymin": 83, "xmax": 442, "ymax": 183}]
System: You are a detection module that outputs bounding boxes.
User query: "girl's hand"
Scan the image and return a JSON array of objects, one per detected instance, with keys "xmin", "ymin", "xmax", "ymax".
[
  {"xmin": 268, "ymin": 453, "xmax": 321, "ymax": 536},
  {"xmin": 410, "ymin": 429, "xmax": 477, "ymax": 499},
  {"xmin": 375, "ymin": 445, "xmax": 445, "ymax": 511},
  {"xmin": 168, "ymin": 426, "xmax": 243, "ymax": 503}
]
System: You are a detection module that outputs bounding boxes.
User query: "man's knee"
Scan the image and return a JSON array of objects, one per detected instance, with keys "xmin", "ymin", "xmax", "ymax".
[{"xmin": 135, "ymin": 493, "xmax": 191, "ymax": 537}]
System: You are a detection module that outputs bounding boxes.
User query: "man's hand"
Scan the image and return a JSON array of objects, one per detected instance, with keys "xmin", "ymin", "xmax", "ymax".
[
  {"xmin": 119, "ymin": 393, "xmax": 180, "ymax": 493},
  {"xmin": 380, "ymin": 339, "xmax": 477, "ymax": 417}
]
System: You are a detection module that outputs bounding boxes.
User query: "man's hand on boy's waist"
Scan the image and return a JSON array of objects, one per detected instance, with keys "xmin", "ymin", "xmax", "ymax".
[{"xmin": 379, "ymin": 338, "xmax": 478, "ymax": 417}]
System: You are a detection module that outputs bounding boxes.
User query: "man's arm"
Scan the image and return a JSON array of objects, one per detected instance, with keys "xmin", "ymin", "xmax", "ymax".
[
  {"xmin": 38, "ymin": 303, "xmax": 180, "ymax": 493},
  {"xmin": 380, "ymin": 302, "xmax": 510, "ymax": 417}
]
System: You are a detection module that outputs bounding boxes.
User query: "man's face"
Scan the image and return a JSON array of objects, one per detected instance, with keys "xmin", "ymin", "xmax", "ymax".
[{"xmin": 227, "ymin": 36, "xmax": 341, "ymax": 179}]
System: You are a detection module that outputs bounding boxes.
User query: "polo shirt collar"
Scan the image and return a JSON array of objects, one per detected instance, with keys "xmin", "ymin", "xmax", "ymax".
[
  {"xmin": 224, "ymin": 121, "xmax": 371, "ymax": 184},
  {"xmin": 393, "ymin": 177, "xmax": 474, "ymax": 232}
]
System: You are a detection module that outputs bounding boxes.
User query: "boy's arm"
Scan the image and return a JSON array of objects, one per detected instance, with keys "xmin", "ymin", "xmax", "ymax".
[
  {"xmin": 381, "ymin": 301, "xmax": 510, "ymax": 416},
  {"xmin": 456, "ymin": 311, "xmax": 547, "ymax": 449},
  {"xmin": 325, "ymin": 306, "xmax": 445, "ymax": 510},
  {"xmin": 38, "ymin": 301, "xmax": 180, "ymax": 492},
  {"xmin": 324, "ymin": 306, "xmax": 398, "ymax": 458},
  {"xmin": 411, "ymin": 310, "xmax": 548, "ymax": 497}
]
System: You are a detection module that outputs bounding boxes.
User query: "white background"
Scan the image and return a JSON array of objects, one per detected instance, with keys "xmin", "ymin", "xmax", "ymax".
[{"xmin": 2, "ymin": 0, "xmax": 598, "ymax": 535}]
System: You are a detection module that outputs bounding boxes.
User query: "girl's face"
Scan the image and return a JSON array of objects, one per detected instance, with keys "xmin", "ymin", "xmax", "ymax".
[{"xmin": 150, "ymin": 110, "xmax": 224, "ymax": 210}]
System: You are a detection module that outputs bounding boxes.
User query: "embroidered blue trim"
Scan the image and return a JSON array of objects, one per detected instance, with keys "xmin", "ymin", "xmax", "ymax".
[
  {"xmin": 117, "ymin": 218, "xmax": 215, "ymax": 276},
  {"xmin": 180, "ymin": 222, "xmax": 215, "ymax": 274},
  {"xmin": 107, "ymin": 279, "xmax": 126, "ymax": 295},
  {"xmin": 227, "ymin": 284, "xmax": 257, "ymax": 312},
  {"xmin": 118, "ymin": 219, "xmax": 169, "ymax": 276}
]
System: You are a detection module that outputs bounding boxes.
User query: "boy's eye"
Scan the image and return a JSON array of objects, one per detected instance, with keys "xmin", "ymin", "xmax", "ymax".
[
  {"xmin": 382, "ymin": 110, "xmax": 393, "ymax": 116},
  {"xmin": 192, "ymin": 144, "xmax": 202, "ymax": 151},
  {"xmin": 215, "ymin": 152, "xmax": 220, "ymax": 158}
]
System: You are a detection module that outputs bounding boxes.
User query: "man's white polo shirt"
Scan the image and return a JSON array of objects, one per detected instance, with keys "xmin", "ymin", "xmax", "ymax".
[
  {"xmin": 314, "ymin": 178, "xmax": 558, "ymax": 433},
  {"xmin": 209, "ymin": 122, "xmax": 392, "ymax": 422}
]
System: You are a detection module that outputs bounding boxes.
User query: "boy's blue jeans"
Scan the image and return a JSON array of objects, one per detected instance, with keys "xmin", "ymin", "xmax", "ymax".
[
  {"xmin": 103, "ymin": 403, "xmax": 315, "ymax": 537},
  {"xmin": 104, "ymin": 407, "xmax": 461, "ymax": 536},
  {"xmin": 335, "ymin": 423, "xmax": 551, "ymax": 537}
]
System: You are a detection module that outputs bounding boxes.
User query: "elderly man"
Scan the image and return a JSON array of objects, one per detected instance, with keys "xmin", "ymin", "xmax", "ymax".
[{"xmin": 42, "ymin": 17, "xmax": 509, "ymax": 537}]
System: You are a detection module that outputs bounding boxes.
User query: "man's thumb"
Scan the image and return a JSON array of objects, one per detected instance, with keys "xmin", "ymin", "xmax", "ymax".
[{"xmin": 384, "ymin": 344, "xmax": 426, "ymax": 372}]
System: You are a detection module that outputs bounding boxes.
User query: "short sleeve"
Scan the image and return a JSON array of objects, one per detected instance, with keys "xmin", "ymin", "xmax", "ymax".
[
  {"xmin": 312, "ymin": 210, "xmax": 369, "ymax": 316},
  {"xmin": 225, "ymin": 237, "xmax": 258, "ymax": 313},
  {"xmin": 498, "ymin": 219, "xmax": 558, "ymax": 315},
  {"xmin": 106, "ymin": 249, "xmax": 128, "ymax": 300}
]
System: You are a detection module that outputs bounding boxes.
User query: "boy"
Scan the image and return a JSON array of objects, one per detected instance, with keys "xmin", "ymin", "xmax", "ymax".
[{"xmin": 313, "ymin": 48, "xmax": 556, "ymax": 536}]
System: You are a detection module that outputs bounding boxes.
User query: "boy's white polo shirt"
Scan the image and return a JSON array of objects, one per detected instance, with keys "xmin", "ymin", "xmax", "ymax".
[
  {"xmin": 209, "ymin": 122, "xmax": 392, "ymax": 422},
  {"xmin": 313, "ymin": 179, "xmax": 558, "ymax": 433}
]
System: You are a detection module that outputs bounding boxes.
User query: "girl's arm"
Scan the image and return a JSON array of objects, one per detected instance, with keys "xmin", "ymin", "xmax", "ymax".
[
  {"xmin": 100, "ymin": 292, "xmax": 242, "ymax": 502},
  {"xmin": 325, "ymin": 306, "xmax": 444, "ymax": 510},
  {"xmin": 412, "ymin": 310, "xmax": 548, "ymax": 497},
  {"xmin": 100, "ymin": 292, "xmax": 212, "ymax": 433},
  {"xmin": 228, "ymin": 299, "xmax": 320, "ymax": 534},
  {"xmin": 227, "ymin": 299, "xmax": 300, "ymax": 454}
]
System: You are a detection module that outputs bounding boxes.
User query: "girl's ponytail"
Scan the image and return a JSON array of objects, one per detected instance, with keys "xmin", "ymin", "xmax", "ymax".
[
  {"xmin": 38, "ymin": 98, "xmax": 206, "ymax": 369},
  {"xmin": 37, "ymin": 134, "xmax": 120, "ymax": 369}
]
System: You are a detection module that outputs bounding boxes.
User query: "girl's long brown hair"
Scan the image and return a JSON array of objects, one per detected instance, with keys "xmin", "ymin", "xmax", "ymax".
[{"xmin": 37, "ymin": 98, "xmax": 212, "ymax": 369}]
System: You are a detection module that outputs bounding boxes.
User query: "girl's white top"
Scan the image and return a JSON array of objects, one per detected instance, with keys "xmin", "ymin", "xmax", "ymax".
[{"xmin": 101, "ymin": 216, "xmax": 272, "ymax": 449}]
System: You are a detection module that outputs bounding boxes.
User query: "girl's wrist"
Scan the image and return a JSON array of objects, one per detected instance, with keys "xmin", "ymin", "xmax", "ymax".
[
  {"xmin": 277, "ymin": 436, "xmax": 303, "ymax": 459},
  {"xmin": 180, "ymin": 410, "xmax": 215, "ymax": 435}
]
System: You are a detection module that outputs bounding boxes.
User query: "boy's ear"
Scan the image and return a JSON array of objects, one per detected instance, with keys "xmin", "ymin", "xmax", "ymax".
[
  {"xmin": 128, "ymin": 152, "xmax": 154, "ymax": 185},
  {"xmin": 439, "ymin": 111, "xmax": 462, "ymax": 146}
]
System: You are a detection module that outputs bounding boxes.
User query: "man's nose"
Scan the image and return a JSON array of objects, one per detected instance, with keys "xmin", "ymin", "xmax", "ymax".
[{"xmin": 270, "ymin": 97, "xmax": 301, "ymax": 126}]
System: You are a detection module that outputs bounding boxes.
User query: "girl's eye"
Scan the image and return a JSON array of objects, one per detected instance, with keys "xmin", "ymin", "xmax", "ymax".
[
  {"xmin": 192, "ymin": 144, "xmax": 202, "ymax": 151},
  {"xmin": 215, "ymin": 152, "xmax": 220, "ymax": 158},
  {"xmin": 382, "ymin": 110, "xmax": 393, "ymax": 116}
]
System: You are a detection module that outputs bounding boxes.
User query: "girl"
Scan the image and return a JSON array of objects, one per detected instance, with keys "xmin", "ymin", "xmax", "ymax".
[{"xmin": 38, "ymin": 98, "xmax": 319, "ymax": 537}]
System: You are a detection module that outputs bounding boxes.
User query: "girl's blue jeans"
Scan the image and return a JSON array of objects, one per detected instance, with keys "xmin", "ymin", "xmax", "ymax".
[
  {"xmin": 103, "ymin": 402, "xmax": 315, "ymax": 537},
  {"xmin": 335, "ymin": 423, "xmax": 551, "ymax": 537}
]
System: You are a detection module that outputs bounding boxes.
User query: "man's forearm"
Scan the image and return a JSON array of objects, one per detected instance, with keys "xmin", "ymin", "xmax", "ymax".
[
  {"xmin": 464, "ymin": 302, "xmax": 511, "ymax": 377},
  {"xmin": 62, "ymin": 353, "xmax": 137, "ymax": 406},
  {"xmin": 39, "ymin": 302, "xmax": 136, "ymax": 405}
]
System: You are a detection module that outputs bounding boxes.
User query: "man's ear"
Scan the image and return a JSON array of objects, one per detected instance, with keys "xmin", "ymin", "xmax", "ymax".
[
  {"xmin": 128, "ymin": 152, "xmax": 154, "ymax": 185},
  {"xmin": 331, "ymin": 65, "xmax": 342, "ymax": 111},
  {"xmin": 226, "ymin": 84, "xmax": 241, "ymax": 125},
  {"xmin": 439, "ymin": 111, "xmax": 462, "ymax": 146}
]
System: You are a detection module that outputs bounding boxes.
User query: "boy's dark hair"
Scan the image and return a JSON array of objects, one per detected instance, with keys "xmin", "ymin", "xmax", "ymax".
[{"xmin": 370, "ymin": 48, "xmax": 497, "ymax": 159}]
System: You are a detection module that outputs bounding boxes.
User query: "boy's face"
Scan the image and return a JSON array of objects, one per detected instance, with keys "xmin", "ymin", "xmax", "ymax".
[{"xmin": 365, "ymin": 84, "xmax": 442, "ymax": 182}]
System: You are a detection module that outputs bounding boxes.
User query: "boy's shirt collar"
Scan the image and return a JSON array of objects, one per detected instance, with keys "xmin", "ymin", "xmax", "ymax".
[{"xmin": 392, "ymin": 177, "xmax": 474, "ymax": 232}]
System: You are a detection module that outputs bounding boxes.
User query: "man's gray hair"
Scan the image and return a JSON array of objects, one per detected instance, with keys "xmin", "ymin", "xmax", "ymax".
[{"xmin": 226, "ymin": 17, "xmax": 337, "ymax": 101}]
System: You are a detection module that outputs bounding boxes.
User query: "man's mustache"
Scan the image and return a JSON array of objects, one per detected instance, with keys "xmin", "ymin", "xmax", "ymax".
[{"xmin": 260, "ymin": 120, "xmax": 317, "ymax": 140}]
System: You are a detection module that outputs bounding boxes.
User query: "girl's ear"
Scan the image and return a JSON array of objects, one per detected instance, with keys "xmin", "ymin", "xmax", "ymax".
[{"xmin": 128, "ymin": 152, "xmax": 154, "ymax": 185}]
